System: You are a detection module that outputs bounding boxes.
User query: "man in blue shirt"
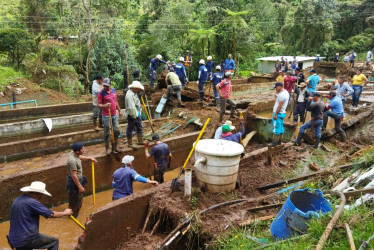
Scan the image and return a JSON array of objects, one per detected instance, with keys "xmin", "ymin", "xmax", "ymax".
[
  {"xmin": 205, "ymin": 56, "xmax": 215, "ymax": 79},
  {"xmin": 323, "ymin": 91, "xmax": 347, "ymax": 141},
  {"xmin": 224, "ymin": 54, "xmax": 235, "ymax": 72},
  {"xmin": 149, "ymin": 54, "xmax": 166, "ymax": 88},
  {"xmin": 306, "ymin": 68, "xmax": 320, "ymax": 92},
  {"xmin": 332, "ymin": 76, "xmax": 353, "ymax": 106},
  {"xmin": 197, "ymin": 59, "xmax": 208, "ymax": 101},
  {"xmin": 211, "ymin": 65, "xmax": 222, "ymax": 106},
  {"xmin": 144, "ymin": 134, "xmax": 172, "ymax": 184},
  {"xmin": 8, "ymin": 181, "xmax": 72, "ymax": 250},
  {"xmin": 221, "ymin": 119, "xmax": 245, "ymax": 143},
  {"xmin": 315, "ymin": 54, "xmax": 321, "ymax": 62},
  {"xmin": 175, "ymin": 57, "xmax": 188, "ymax": 87},
  {"xmin": 112, "ymin": 155, "xmax": 158, "ymax": 200}
]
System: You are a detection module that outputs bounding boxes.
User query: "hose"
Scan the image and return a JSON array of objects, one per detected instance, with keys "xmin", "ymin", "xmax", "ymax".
[{"xmin": 315, "ymin": 190, "xmax": 346, "ymax": 250}]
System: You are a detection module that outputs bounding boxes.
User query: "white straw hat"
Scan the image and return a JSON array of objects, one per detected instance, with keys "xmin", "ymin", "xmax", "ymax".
[
  {"xmin": 128, "ymin": 81, "xmax": 144, "ymax": 90},
  {"xmin": 122, "ymin": 155, "xmax": 135, "ymax": 164},
  {"xmin": 20, "ymin": 181, "xmax": 51, "ymax": 196}
]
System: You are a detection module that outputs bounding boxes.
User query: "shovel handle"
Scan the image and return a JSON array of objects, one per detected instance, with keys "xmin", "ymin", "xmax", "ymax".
[
  {"xmin": 141, "ymin": 96, "xmax": 155, "ymax": 134},
  {"xmin": 108, "ymin": 108, "xmax": 115, "ymax": 143},
  {"xmin": 178, "ymin": 118, "xmax": 210, "ymax": 178}
]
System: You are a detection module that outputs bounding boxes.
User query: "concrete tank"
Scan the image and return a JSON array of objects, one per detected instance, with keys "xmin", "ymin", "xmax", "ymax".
[{"xmin": 194, "ymin": 139, "xmax": 244, "ymax": 193}]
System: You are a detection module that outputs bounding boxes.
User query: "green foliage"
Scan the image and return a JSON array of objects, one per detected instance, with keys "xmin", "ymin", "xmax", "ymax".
[
  {"xmin": 0, "ymin": 29, "xmax": 35, "ymax": 70},
  {"xmin": 0, "ymin": 66, "xmax": 26, "ymax": 92}
]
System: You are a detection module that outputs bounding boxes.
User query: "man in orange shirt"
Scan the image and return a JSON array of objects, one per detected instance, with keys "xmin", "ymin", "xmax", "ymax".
[{"xmin": 184, "ymin": 50, "xmax": 193, "ymax": 78}]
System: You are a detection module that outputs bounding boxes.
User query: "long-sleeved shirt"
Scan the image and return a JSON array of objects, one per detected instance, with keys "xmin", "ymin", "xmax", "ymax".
[
  {"xmin": 221, "ymin": 122, "xmax": 245, "ymax": 143},
  {"xmin": 112, "ymin": 165, "xmax": 148, "ymax": 200},
  {"xmin": 307, "ymin": 100, "xmax": 326, "ymax": 120},
  {"xmin": 211, "ymin": 72, "xmax": 222, "ymax": 85},
  {"xmin": 332, "ymin": 82, "xmax": 353, "ymax": 101},
  {"xmin": 92, "ymin": 80, "xmax": 101, "ymax": 106},
  {"xmin": 328, "ymin": 96, "xmax": 344, "ymax": 117},
  {"xmin": 149, "ymin": 57, "xmax": 166, "ymax": 73},
  {"xmin": 367, "ymin": 51, "xmax": 373, "ymax": 61},
  {"xmin": 125, "ymin": 89, "xmax": 141, "ymax": 118},
  {"xmin": 205, "ymin": 61, "xmax": 215, "ymax": 73},
  {"xmin": 295, "ymin": 87, "xmax": 311, "ymax": 103},
  {"xmin": 174, "ymin": 62, "xmax": 187, "ymax": 80},
  {"xmin": 224, "ymin": 58, "xmax": 235, "ymax": 71},
  {"xmin": 294, "ymin": 72, "xmax": 305, "ymax": 85},
  {"xmin": 198, "ymin": 65, "xmax": 208, "ymax": 83}
]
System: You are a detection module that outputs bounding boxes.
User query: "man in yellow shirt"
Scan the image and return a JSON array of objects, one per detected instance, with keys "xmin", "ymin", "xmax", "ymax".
[
  {"xmin": 351, "ymin": 68, "xmax": 368, "ymax": 109},
  {"xmin": 276, "ymin": 70, "xmax": 285, "ymax": 83}
]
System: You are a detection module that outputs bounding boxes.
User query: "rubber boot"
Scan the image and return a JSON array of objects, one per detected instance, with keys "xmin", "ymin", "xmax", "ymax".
[
  {"xmin": 339, "ymin": 130, "xmax": 347, "ymax": 142},
  {"xmin": 216, "ymin": 98, "xmax": 220, "ymax": 107},
  {"xmin": 322, "ymin": 115, "xmax": 328, "ymax": 132},
  {"xmin": 113, "ymin": 137, "xmax": 124, "ymax": 153},
  {"xmin": 271, "ymin": 134, "xmax": 280, "ymax": 147},
  {"xmin": 278, "ymin": 134, "xmax": 283, "ymax": 145},
  {"xmin": 127, "ymin": 138, "xmax": 137, "ymax": 149},
  {"xmin": 137, "ymin": 134, "xmax": 145, "ymax": 145},
  {"xmin": 292, "ymin": 133, "xmax": 303, "ymax": 146},
  {"xmin": 93, "ymin": 118, "xmax": 100, "ymax": 131},
  {"xmin": 313, "ymin": 137, "xmax": 320, "ymax": 149},
  {"xmin": 199, "ymin": 92, "xmax": 204, "ymax": 101},
  {"xmin": 105, "ymin": 139, "xmax": 111, "ymax": 156}
]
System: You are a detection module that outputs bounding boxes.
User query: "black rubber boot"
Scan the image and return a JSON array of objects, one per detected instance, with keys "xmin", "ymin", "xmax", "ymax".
[
  {"xmin": 271, "ymin": 134, "xmax": 280, "ymax": 147},
  {"xmin": 278, "ymin": 134, "xmax": 283, "ymax": 145},
  {"xmin": 137, "ymin": 134, "xmax": 145, "ymax": 145},
  {"xmin": 339, "ymin": 130, "xmax": 347, "ymax": 142},
  {"xmin": 199, "ymin": 92, "xmax": 204, "ymax": 101},
  {"xmin": 292, "ymin": 133, "xmax": 303, "ymax": 146},
  {"xmin": 113, "ymin": 137, "xmax": 124, "ymax": 153},
  {"xmin": 105, "ymin": 139, "xmax": 111, "ymax": 156},
  {"xmin": 313, "ymin": 137, "xmax": 320, "ymax": 149}
]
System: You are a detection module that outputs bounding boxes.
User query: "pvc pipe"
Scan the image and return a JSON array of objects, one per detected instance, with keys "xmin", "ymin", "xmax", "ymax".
[{"xmin": 184, "ymin": 168, "xmax": 192, "ymax": 197}]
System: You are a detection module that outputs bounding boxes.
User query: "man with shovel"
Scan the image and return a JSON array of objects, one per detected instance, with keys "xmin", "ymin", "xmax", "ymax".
[
  {"xmin": 144, "ymin": 134, "xmax": 172, "ymax": 184},
  {"xmin": 97, "ymin": 78, "xmax": 123, "ymax": 155}
]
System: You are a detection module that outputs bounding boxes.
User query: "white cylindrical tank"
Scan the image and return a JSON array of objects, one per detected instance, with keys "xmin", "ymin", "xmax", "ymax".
[{"xmin": 194, "ymin": 139, "xmax": 244, "ymax": 193}]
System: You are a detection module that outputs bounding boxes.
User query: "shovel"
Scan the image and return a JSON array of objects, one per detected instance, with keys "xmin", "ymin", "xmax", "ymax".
[{"xmin": 171, "ymin": 118, "xmax": 210, "ymax": 192}]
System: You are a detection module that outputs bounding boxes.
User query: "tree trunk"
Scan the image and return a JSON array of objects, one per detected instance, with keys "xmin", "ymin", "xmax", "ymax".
[
  {"xmin": 202, "ymin": 38, "xmax": 205, "ymax": 59},
  {"xmin": 207, "ymin": 39, "xmax": 210, "ymax": 56},
  {"xmin": 233, "ymin": 27, "xmax": 237, "ymax": 76},
  {"xmin": 82, "ymin": 0, "xmax": 93, "ymax": 95}
]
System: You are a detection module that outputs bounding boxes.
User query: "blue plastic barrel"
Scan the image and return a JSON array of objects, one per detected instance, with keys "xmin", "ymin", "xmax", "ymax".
[{"xmin": 270, "ymin": 188, "xmax": 332, "ymax": 240}]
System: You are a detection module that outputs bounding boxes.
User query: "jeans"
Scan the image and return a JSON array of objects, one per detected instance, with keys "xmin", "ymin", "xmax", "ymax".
[
  {"xmin": 213, "ymin": 83, "xmax": 219, "ymax": 99},
  {"xmin": 352, "ymin": 85, "xmax": 363, "ymax": 107},
  {"xmin": 150, "ymin": 72, "xmax": 156, "ymax": 87},
  {"xmin": 157, "ymin": 166, "xmax": 167, "ymax": 184},
  {"xmin": 103, "ymin": 115, "xmax": 120, "ymax": 141},
  {"xmin": 166, "ymin": 85, "xmax": 182, "ymax": 102},
  {"xmin": 66, "ymin": 175, "xmax": 87, "ymax": 218},
  {"xmin": 220, "ymin": 99, "xmax": 236, "ymax": 116},
  {"xmin": 299, "ymin": 118, "xmax": 323, "ymax": 139},
  {"xmin": 178, "ymin": 76, "xmax": 186, "ymax": 87},
  {"xmin": 272, "ymin": 112, "xmax": 286, "ymax": 135},
  {"xmin": 16, "ymin": 233, "xmax": 59, "ymax": 250},
  {"xmin": 324, "ymin": 111, "xmax": 344, "ymax": 133},
  {"xmin": 293, "ymin": 102, "xmax": 306, "ymax": 122},
  {"xmin": 198, "ymin": 81, "xmax": 204, "ymax": 95},
  {"xmin": 127, "ymin": 115, "xmax": 143, "ymax": 139}
]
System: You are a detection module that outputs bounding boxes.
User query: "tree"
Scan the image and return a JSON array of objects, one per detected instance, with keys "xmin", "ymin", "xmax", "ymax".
[
  {"xmin": 0, "ymin": 29, "xmax": 34, "ymax": 70},
  {"xmin": 189, "ymin": 29, "xmax": 216, "ymax": 58}
]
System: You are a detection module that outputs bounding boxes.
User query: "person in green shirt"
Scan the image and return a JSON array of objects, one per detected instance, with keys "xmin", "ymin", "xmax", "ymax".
[{"xmin": 165, "ymin": 69, "xmax": 183, "ymax": 107}]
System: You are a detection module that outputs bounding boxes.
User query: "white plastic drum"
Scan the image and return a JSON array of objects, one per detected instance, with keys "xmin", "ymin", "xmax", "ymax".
[{"xmin": 194, "ymin": 139, "xmax": 244, "ymax": 193}]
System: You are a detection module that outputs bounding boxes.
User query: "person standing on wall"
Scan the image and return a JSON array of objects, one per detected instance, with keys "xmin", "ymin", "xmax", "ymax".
[
  {"xmin": 284, "ymin": 71, "xmax": 296, "ymax": 103},
  {"xmin": 8, "ymin": 181, "xmax": 72, "ymax": 250},
  {"xmin": 216, "ymin": 72, "xmax": 236, "ymax": 122},
  {"xmin": 149, "ymin": 54, "xmax": 166, "ymax": 89},
  {"xmin": 125, "ymin": 81, "xmax": 145, "ymax": 149},
  {"xmin": 351, "ymin": 68, "xmax": 369, "ymax": 109},
  {"xmin": 349, "ymin": 50, "xmax": 357, "ymax": 68},
  {"xmin": 334, "ymin": 53, "xmax": 340, "ymax": 62},
  {"xmin": 112, "ymin": 155, "xmax": 158, "ymax": 200},
  {"xmin": 92, "ymin": 75, "xmax": 103, "ymax": 131},
  {"xmin": 97, "ymin": 78, "xmax": 124, "ymax": 155},
  {"xmin": 224, "ymin": 54, "xmax": 235, "ymax": 73},
  {"xmin": 332, "ymin": 76, "xmax": 353, "ymax": 106},
  {"xmin": 197, "ymin": 59, "xmax": 208, "ymax": 101},
  {"xmin": 315, "ymin": 54, "xmax": 321, "ymax": 62},
  {"xmin": 66, "ymin": 142, "xmax": 97, "ymax": 218},
  {"xmin": 175, "ymin": 57, "xmax": 188, "ymax": 88},
  {"xmin": 144, "ymin": 134, "xmax": 172, "ymax": 184},
  {"xmin": 276, "ymin": 69, "xmax": 285, "ymax": 84},
  {"xmin": 367, "ymin": 48, "xmax": 373, "ymax": 66},
  {"xmin": 211, "ymin": 65, "xmax": 223, "ymax": 106},
  {"xmin": 292, "ymin": 92, "xmax": 325, "ymax": 149},
  {"xmin": 293, "ymin": 82, "xmax": 310, "ymax": 124},
  {"xmin": 271, "ymin": 82, "xmax": 289, "ymax": 147},
  {"xmin": 184, "ymin": 50, "xmax": 193, "ymax": 78}
]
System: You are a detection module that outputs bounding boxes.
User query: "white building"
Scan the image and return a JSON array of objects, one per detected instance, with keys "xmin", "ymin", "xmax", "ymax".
[{"xmin": 256, "ymin": 56, "xmax": 326, "ymax": 73}]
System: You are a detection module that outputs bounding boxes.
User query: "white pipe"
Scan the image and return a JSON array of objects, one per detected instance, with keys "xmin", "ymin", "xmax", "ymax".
[{"xmin": 184, "ymin": 168, "xmax": 192, "ymax": 197}]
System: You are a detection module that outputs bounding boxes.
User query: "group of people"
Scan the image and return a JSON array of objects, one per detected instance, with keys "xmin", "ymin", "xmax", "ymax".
[{"xmin": 275, "ymin": 56, "xmax": 298, "ymax": 74}]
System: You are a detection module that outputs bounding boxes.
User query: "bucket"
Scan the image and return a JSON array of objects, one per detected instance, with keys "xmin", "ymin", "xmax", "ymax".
[
  {"xmin": 270, "ymin": 188, "xmax": 332, "ymax": 240},
  {"xmin": 194, "ymin": 139, "xmax": 244, "ymax": 193}
]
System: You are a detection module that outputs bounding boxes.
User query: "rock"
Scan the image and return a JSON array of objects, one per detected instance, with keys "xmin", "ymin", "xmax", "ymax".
[
  {"xmin": 6, "ymin": 86, "xmax": 11, "ymax": 90},
  {"xmin": 309, "ymin": 162, "xmax": 320, "ymax": 171},
  {"xmin": 0, "ymin": 92, "xmax": 4, "ymax": 97},
  {"xmin": 279, "ymin": 161, "xmax": 287, "ymax": 167}
]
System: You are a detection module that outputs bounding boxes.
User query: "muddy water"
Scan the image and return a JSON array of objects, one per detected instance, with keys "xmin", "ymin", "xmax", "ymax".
[{"xmin": 0, "ymin": 168, "xmax": 180, "ymax": 249}]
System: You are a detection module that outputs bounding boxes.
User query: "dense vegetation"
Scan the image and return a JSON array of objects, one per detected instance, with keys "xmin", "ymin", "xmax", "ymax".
[{"xmin": 0, "ymin": 0, "xmax": 373, "ymax": 96}]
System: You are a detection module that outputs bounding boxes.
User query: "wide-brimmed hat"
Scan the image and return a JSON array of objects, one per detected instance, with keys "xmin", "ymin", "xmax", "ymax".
[
  {"xmin": 223, "ymin": 120, "xmax": 235, "ymax": 130},
  {"xmin": 20, "ymin": 181, "xmax": 51, "ymax": 196},
  {"xmin": 122, "ymin": 155, "xmax": 135, "ymax": 164},
  {"xmin": 128, "ymin": 81, "xmax": 144, "ymax": 90}
]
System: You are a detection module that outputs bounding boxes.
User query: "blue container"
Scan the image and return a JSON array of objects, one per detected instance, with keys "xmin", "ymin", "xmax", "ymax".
[{"xmin": 270, "ymin": 188, "xmax": 332, "ymax": 240}]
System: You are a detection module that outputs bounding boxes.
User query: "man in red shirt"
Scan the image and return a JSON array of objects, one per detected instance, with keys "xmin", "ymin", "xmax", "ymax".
[
  {"xmin": 284, "ymin": 71, "xmax": 296, "ymax": 106},
  {"xmin": 216, "ymin": 72, "xmax": 237, "ymax": 122},
  {"xmin": 97, "ymin": 78, "xmax": 123, "ymax": 155}
]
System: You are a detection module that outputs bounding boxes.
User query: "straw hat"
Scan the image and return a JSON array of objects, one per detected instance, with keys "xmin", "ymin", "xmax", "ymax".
[
  {"xmin": 20, "ymin": 181, "xmax": 51, "ymax": 196},
  {"xmin": 128, "ymin": 81, "xmax": 144, "ymax": 90}
]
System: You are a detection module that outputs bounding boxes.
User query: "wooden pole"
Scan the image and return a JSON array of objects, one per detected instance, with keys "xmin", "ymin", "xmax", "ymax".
[
  {"xmin": 124, "ymin": 44, "xmax": 130, "ymax": 88},
  {"xmin": 108, "ymin": 108, "xmax": 115, "ymax": 144}
]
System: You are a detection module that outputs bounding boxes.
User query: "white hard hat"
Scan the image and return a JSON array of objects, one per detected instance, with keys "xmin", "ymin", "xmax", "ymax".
[
  {"xmin": 179, "ymin": 57, "xmax": 184, "ymax": 62},
  {"xmin": 199, "ymin": 59, "xmax": 205, "ymax": 64},
  {"xmin": 336, "ymin": 53, "xmax": 339, "ymax": 55},
  {"xmin": 317, "ymin": 54, "xmax": 320, "ymax": 57},
  {"xmin": 122, "ymin": 155, "xmax": 134, "ymax": 164},
  {"xmin": 128, "ymin": 81, "xmax": 144, "ymax": 90},
  {"xmin": 207, "ymin": 56, "xmax": 212, "ymax": 60},
  {"xmin": 216, "ymin": 65, "xmax": 221, "ymax": 70},
  {"xmin": 156, "ymin": 54, "xmax": 162, "ymax": 60}
]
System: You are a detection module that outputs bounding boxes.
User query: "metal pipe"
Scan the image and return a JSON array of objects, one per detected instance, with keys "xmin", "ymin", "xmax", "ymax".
[{"xmin": 184, "ymin": 168, "xmax": 192, "ymax": 197}]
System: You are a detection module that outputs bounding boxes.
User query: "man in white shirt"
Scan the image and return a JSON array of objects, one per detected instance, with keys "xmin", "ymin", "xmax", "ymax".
[
  {"xmin": 367, "ymin": 49, "xmax": 373, "ymax": 66},
  {"xmin": 271, "ymin": 82, "xmax": 289, "ymax": 146}
]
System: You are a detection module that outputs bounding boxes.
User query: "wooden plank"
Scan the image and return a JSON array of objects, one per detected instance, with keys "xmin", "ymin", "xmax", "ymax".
[
  {"xmin": 239, "ymin": 214, "xmax": 277, "ymax": 227},
  {"xmin": 344, "ymin": 187, "xmax": 374, "ymax": 199}
]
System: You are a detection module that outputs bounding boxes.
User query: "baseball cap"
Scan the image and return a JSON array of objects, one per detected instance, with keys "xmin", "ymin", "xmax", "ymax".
[
  {"xmin": 295, "ymin": 67, "xmax": 300, "ymax": 71},
  {"xmin": 103, "ymin": 78, "xmax": 111, "ymax": 86},
  {"xmin": 312, "ymin": 92, "xmax": 321, "ymax": 97},
  {"xmin": 222, "ymin": 124, "xmax": 231, "ymax": 133},
  {"xmin": 152, "ymin": 134, "xmax": 160, "ymax": 141},
  {"xmin": 273, "ymin": 81, "xmax": 283, "ymax": 89},
  {"xmin": 309, "ymin": 68, "xmax": 316, "ymax": 73},
  {"xmin": 72, "ymin": 142, "xmax": 84, "ymax": 152}
]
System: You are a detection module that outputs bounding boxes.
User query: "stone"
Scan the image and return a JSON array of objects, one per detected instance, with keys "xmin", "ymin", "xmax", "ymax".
[
  {"xmin": 0, "ymin": 92, "xmax": 4, "ymax": 97},
  {"xmin": 309, "ymin": 162, "xmax": 320, "ymax": 171},
  {"xmin": 279, "ymin": 161, "xmax": 287, "ymax": 167}
]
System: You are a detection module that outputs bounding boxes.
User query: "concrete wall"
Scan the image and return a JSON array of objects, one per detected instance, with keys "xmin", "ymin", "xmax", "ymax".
[
  {"xmin": 0, "ymin": 132, "xmax": 200, "ymax": 221},
  {"xmin": 0, "ymin": 92, "xmax": 125, "ymax": 120}
]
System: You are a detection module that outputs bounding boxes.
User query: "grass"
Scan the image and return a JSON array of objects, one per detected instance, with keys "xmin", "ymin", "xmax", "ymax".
[{"xmin": 0, "ymin": 66, "xmax": 26, "ymax": 92}]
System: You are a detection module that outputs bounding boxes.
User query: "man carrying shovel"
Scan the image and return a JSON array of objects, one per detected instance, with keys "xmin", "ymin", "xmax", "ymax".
[{"xmin": 97, "ymin": 78, "xmax": 123, "ymax": 155}]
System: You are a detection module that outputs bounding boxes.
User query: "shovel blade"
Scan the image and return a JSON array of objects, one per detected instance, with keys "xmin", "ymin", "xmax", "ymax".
[{"xmin": 171, "ymin": 178, "xmax": 181, "ymax": 193}]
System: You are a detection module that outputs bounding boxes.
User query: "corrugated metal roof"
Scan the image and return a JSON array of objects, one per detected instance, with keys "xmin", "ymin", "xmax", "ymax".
[{"xmin": 256, "ymin": 56, "xmax": 326, "ymax": 62}]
